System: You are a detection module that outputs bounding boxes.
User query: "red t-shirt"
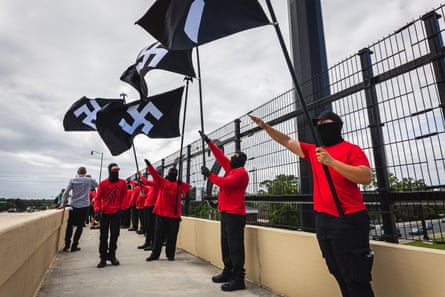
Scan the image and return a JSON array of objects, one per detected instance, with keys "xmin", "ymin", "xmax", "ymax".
[
  {"xmin": 300, "ymin": 141, "xmax": 370, "ymax": 217},
  {"xmin": 208, "ymin": 141, "xmax": 249, "ymax": 215},
  {"xmin": 148, "ymin": 165, "xmax": 190, "ymax": 219},
  {"xmin": 140, "ymin": 176, "xmax": 159, "ymax": 207},
  {"xmin": 94, "ymin": 179, "xmax": 128, "ymax": 214}
]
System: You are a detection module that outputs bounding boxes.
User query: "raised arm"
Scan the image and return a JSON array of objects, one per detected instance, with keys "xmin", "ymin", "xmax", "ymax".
[{"xmin": 249, "ymin": 114, "xmax": 305, "ymax": 159}]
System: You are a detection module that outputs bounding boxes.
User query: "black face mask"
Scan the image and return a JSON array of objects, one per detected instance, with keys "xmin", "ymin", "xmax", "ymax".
[
  {"xmin": 166, "ymin": 169, "xmax": 177, "ymax": 182},
  {"xmin": 316, "ymin": 122, "xmax": 343, "ymax": 146},
  {"xmin": 109, "ymin": 172, "xmax": 119, "ymax": 182},
  {"xmin": 230, "ymin": 152, "xmax": 247, "ymax": 168},
  {"xmin": 108, "ymin": 163, "xmax": 119, "ymax": 182}
]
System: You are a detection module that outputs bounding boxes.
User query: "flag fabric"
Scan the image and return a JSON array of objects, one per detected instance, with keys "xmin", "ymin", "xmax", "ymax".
[
  {"xmin": 63, "ymin": 97, "xmax": 124, "ymax": 131},
  {"xmin": 96, "ymin": 87, "xmax": 184, "ymax": 156},
  {"xmin": 136, "ymin": 0, "xmax": 270, "ymax": 50},
  {"xmin": 120, "ymin": 42, "xmax": 196, "ymax": 98}
]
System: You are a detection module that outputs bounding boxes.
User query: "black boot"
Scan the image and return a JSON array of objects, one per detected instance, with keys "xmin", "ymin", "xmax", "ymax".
[
  {"xmin": 146, "ymin": 254, "xmax": 159, "ymax": 261},
  {"xmin": 70, "ymin": 245, "xmax": 81, "ymax": 252},
  {"xmin": 212, "ymin": 273, "xmax": 232, "ymax": 283},
  {"xmin": 97, "ymin": 258, "xmax": 106, "ymax": 268},
  {"xmin": 221, "ymin": 278, "xmax": 245, "ymax": 291},
  {"xmin": 109, "ymin": 253, "xmax": 120, "ymax": 266}
]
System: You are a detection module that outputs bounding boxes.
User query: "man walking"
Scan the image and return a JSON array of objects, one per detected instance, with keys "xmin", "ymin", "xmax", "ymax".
[{"xmin": 61, "ymin": 166, "xmax": 98, "ymax": 252}]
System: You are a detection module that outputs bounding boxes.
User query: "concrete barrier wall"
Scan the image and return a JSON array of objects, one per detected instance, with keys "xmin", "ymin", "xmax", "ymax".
[
  {"xmin": 177, "ymin": 216, "xmax": 445, "ymax": 297},
  {"xmin": 0, "ymin": 210, "xmax": 68, "ymax": 297}
]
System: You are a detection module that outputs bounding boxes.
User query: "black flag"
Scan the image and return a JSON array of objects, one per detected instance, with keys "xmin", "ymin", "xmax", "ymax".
[
  {"xmin": 120, "ymin": 42, "xmax": 196, "ymax": 98},
  {"xmin": 136, "ymin": 0, "xmax": 270, "ymax": 50},
  {"xmin": 63, "ymin": 97, "xmax": 124, "ymax": 131},
  {"xmin": 96, "ymin": 87, "xmax": 184, "ymax": 156}
]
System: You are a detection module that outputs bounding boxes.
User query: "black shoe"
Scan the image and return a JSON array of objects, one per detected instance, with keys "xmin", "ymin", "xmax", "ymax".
[
  {"xmin": 143, "ymin": 245, "xmax": 152, "ymax": 251},
  {"xmin": 221, "ymin": 279, "xmax": 246, "ymax": 292},
  {"xmin": 110, "ymin": 257, "xmax": 120, "ymax": 266},
  {"xmin": 97, "ymin": 259, "xmax": 106, "ymax": 268},
  {"xmin": 167, "ymin": 256, "xmax": 175, "ymax": 261},
  {"xmin": 136, "ymin": 230, "xmax": 144, "ymax": 234},
  {"xmin": 71, "ymin": 246, "xmax": 81, "ymax": 252},
  {"xmin": 146, "ymin": 255, "xmax": 159, "ymax": 261},
  {"xmin": 128, "ymin": 228, "xmax": 136, "ymax": 231},
  {"xmin": 212, "ymin": 273, "xmax": 232, "ymax": 283},
  {"xmin": 63, "ymin": 245, "xmax": 70, "ymax": 252},
  {"xmin": 137, "ymin": 244, "xmax": 147, "ymax": 249}
]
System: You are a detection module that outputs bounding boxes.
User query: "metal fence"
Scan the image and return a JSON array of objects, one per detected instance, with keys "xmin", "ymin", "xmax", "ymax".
[{"xmin": 140, "ymin": 5, "xmax": 445, "ymax": 244}]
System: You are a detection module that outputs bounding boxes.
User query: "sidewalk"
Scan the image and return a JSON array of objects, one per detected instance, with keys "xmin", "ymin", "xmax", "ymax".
[{"xmin": 37, "ymin": 226, "xmax": 283, "ymax": 297}]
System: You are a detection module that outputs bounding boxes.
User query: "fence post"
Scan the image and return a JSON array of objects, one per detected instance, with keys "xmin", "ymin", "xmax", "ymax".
[
  {"xmin": 161, "ymin": 159, "xmax": 165, "ymax": 177},
  {"xmin": 184, "ymin": 144, "xmax": 192, "ymax": 216},
  {"xmin": 422, "ymin": 11, "xmax": 445, "ymax": 121},
  {"xmin": 358, "ymin": 48, "xmax": 398, "ymax": 243},
  {"xmin": 234, "ymin": 118, "xmax": 241, "ymax": 152}
]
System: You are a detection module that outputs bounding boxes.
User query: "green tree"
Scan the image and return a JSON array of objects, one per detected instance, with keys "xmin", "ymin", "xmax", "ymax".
[{"xmin": 259, "ymin": 174, "xmax": 299, "ymax": 195}]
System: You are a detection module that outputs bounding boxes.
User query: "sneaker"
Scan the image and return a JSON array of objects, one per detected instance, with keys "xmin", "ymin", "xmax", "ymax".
[
  {"xmin": 212, "ymin": 273, "xmax": 232, "ymax": 283},
  {"xmin": 146, "ymin": 255, "xmax": 159, "ymax": 261},
  {"xmin": 110, "ymin": 257, "xmax": 120, "ymax": 266},
  {"xmin": 221, "ymin": 279, "xmax": 246, "ymax": 292},
  {"xmin": 71, "ymin": 246, "xmax": 81, "ymax": 252},
  {"xmin": 97, "ymin": 259, "xmax": 106, "ymax": 268}
]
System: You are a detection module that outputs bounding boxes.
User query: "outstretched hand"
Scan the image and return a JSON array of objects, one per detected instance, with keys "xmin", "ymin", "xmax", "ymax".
[
  {"xmin": 248, "ymin": 114, "xmax": 266, "ymax": 129},
  {"xmin": 198, "ymin": 130, "xmax": 210, "ymax": 143},
  {"xmin": 144, "ymin": 159, "xmax": 151, "ymax": 167}
]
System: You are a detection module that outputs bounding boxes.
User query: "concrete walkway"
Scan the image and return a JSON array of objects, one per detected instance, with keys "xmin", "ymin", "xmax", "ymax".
[{"xmin": 37, "ymin": 226, "xmax": 283, "ymax": 297}]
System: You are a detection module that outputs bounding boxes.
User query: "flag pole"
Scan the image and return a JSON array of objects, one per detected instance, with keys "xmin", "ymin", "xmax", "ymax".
[
  {"xmin": 263, "ymin": 0, "xmax": 344, "ymax": 217},
  {"xmin": 195, "ymin": 46, "xmax": 207, "ymax": 170},
  {"xmin": 174, "ymin": 76, "xmax": 192, "ymax": 215}
]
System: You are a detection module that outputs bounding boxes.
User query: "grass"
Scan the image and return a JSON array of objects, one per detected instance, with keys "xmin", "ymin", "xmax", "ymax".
[{"xmin": 405, "ymin": 238, "xmax": 445, "ymax": 250}]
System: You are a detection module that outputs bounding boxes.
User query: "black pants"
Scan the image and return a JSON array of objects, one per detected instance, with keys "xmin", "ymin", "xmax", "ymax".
[
  {"xmin": 151, "ymin": 215, "xmax": 180, "ymax": 259},
  {"xmin": 130, "ymin": 205, "xmax": 138, "ymax": 230},
  {"xmin": 120, "ymin": 208, "xmax": 131, "ymax": 228},
  {"xmin": 99, "ymin": 212, "xmax": 121, "ymax": 259},
  {"xmin": 143, "ymin": 205, "xmax": 155, "ymax": 245},
  {"xmin": 138, "ymin": 208, "xmax": 145, "ymax": 233},
  {"xmin": 316, "ymin": 211, "xmax": 375, "ymax": 297},
  {"xmin": 220, "ymin": 212, "xmax": 246, "ymax": 279},
  {"xmin": 65, "ymin": 207, "xmax": 89, "ymax": 248}
]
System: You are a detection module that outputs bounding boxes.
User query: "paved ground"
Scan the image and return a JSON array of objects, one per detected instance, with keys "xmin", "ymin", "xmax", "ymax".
[{"xmin": 37, "ymin": 226, "xmax": 283, "ymax": 297}]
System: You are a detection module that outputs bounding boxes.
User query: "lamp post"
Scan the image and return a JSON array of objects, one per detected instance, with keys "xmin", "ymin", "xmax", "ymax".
[{"xmin": 90, "ymin": 150, "xmax": 104, "ymax": 182}]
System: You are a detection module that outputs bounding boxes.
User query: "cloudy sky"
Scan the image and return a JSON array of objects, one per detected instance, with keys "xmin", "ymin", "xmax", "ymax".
[{"xmin": 0, "ymin": 0, "xmax": 441, "ymax": 199}]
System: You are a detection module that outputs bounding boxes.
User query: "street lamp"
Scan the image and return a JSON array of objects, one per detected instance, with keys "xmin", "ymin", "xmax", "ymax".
[{"xmin": 90, "ymin": 150, "xmax": 104, "ymax": 182}]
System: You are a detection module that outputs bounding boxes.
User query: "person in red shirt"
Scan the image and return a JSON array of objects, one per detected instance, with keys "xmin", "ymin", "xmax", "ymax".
[
  {"xmin": 94, "ymin": 163, "xmax": 128, "ymax": 268},
  {"xmin": 128, "ymin": 180, "xmax": 140, "ymax": 232},
  {"xmin": 119, "ymin": 181, "xmax": 133, "ymax": 229},
  {"xmin": 249, "ymin": 112, "xmax": 374, "ymax": 297},
  {"xmin": 199, "ymin": 131, "xmax": 249, "ymax": 292},
  {"xmin": 135, "ymin": 182, "xmax": 147, "ymax": 234},
  {"xmin": 137, "ymin": 171, "xmax": 159, "ymax": 251},
  {"xmin": 144, "ymin": 159, "xmax": 190, "ymax": 262}
]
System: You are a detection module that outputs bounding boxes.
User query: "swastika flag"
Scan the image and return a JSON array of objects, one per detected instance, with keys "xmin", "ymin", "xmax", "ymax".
[
  {"xmin": 120, "ymin": 42, "xmax": 195, "ymax": 98},
  {"xmin": 95, "ymin": 87, "xmax": 184, "ymax": 156},
  {"xmin": 136, "ymin": 0, "xmax": 270, "ymax": 50},
  {"xmin": 63, "ymin": 97, "xmax": 124, "ymax": 131}
]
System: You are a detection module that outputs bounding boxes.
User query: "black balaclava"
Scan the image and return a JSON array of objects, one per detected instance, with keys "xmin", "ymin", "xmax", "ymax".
[
  {"xmin": 316, "ymin": 122, "xmax": 343, "ymax": 146},
  {"xmin": 166, "ymin": 167, "xmax": 177, "ymax": 182},
  {"xmin": 108, "ymin": 163, "xmax": 119, "ymax": 182},
  {"xmin": 230, "ymin": 152, "xmax": 247, "ymax": 168}
]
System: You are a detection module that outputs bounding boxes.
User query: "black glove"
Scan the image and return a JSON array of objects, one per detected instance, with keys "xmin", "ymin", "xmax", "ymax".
[
  {"xmin": 144, "ymin": 158, "xmax": 151, "ymax": 166},
  {"xmin": 94, "ymin": 211, "xmax": 103, "ymax": 222},
  {"xmin": 198, "ymin": 130, "xmax": 210, "ymax": 143},
  {"xmin": 201, "ymin": 166, "xmax": 210, "ymax": 177}
]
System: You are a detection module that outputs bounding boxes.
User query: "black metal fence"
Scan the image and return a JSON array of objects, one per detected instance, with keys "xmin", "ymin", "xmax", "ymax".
[{"xmin": 139, "ymin": 5, "xmax": 445, "ymax": 244}]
